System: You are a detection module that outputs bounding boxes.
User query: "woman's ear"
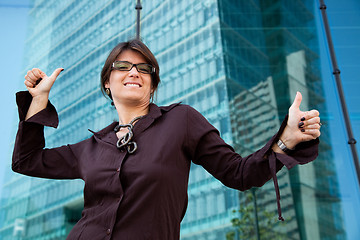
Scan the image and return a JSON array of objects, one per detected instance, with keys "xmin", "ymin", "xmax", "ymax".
[{"xmin": 104, "ymin": 81, "xmax": 110, "ymax": 89}]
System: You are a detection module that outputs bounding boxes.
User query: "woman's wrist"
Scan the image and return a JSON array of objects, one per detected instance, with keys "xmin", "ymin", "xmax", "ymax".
[
  {"xmin": 32, "ymin": 93, "xmax": 49, "ymax": 102},
  {"xmin": 272, "ymin": 125, "xmax": 299, "ymax": 154},
  {"xmin": 276, "ymin": 139, "xmax": 294, "ymax": 153},
  {"xmin": 25, "ymin": 94, "xmax": 49, "ymax": 120},
  {"xmin": 278, "ymin": 125, "xmax": 298, "ymax": 149}
]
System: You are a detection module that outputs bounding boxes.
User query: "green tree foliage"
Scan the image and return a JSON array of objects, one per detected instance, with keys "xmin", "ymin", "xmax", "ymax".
[{"xmin": 226, "ymin": 189, "xmax": 287, "ymax": 240}]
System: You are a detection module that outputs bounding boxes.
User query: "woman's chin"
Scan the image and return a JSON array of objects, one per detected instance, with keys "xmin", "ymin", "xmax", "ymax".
[{"xmin": 115, "ymin": 96, "xmax": 150, "ymax": 106}]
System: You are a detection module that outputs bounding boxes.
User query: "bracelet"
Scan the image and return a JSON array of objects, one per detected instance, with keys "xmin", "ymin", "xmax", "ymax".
[{"xmin": 277, "ymin": 139, "xmax": 294, "ymax": 153}]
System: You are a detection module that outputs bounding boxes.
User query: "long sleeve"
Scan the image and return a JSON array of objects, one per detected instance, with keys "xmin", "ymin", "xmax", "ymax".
[
  {"xmin": 185, "ymin": 106, "xmax": 319, "ymax": 220},
  {"xmin": 12, "ymin": 91, "xmax": 81, "ymax": 179}
]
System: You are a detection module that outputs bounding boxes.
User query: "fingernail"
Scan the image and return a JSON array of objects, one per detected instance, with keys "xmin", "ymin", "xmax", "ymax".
[
  {"xmin": 61, "ymin": 68, "xmax": 64, "ymax": 72},
  {"xmin": 298, "ymin": 122, "xmax": 304, "ymax": 128},
  {"xmin": 301, "ymin": 117, "xmax": 305, "ymax": 121},
  {"xmin": 301, "ymin": 129, "xmax": 305, "ymax": 132}
]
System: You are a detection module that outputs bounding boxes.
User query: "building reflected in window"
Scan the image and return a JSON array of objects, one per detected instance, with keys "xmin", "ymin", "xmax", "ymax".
[{"xmin": 1, "ymin": 0, "xmax": 357, "ymax": 239}]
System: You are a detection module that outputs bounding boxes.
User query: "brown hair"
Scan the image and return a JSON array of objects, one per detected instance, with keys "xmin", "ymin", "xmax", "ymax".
[{"xmin": 100, "ymin": 39, "xmax": 160, "ymax": 100}]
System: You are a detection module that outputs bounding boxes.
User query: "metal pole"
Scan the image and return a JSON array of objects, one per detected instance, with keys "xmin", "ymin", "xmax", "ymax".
[
  {"xmin": 252, "ymin": 188, "xmax": 261, "ymax": 240},
  {"xmin": 135, "ymin": 0, "xmax": 142, "ymax": 39},
  {"xmin": 319, "ymin": 0, "xmax": 360, "ymax": 186}
]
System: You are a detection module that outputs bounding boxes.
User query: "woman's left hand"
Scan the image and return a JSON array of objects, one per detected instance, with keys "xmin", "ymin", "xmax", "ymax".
[{"xmin": 276, "ymin": 91, "xmax": 321, "ymax": 151}]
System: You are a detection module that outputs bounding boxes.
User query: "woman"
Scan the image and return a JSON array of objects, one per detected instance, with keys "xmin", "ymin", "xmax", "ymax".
[{"xmin": 13, "ymin": 39, "xmax": 321, "ymax": 240}]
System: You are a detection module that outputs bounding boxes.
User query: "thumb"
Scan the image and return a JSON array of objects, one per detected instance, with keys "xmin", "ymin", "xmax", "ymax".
[
  {"xmin": 290, "ymin": 91, "xmax": 302, "ymax": 110},
  {"xmin": 50, "ymin": 68, "xmax": 64, "ymax": 80}
]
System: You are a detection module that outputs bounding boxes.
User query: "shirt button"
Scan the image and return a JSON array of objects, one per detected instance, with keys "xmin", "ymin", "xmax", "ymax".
[
  {"xmin": 116, "ymin": 167, "xmax": 120, "ymax": 172},
  {"xmin": 106, "ymin": 229, "xmax": 111, "ymax": 235}
]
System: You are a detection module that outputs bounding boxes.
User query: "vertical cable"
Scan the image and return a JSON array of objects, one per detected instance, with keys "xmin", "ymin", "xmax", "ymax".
[{"xmin": 319, "ymin": 0, "xmax": 360, "ymax": 186}]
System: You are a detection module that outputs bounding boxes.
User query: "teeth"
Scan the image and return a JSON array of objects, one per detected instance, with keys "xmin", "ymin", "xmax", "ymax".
[{"xmin": 125, "ymin": 83, "xmax": 140, "ymax": 87}]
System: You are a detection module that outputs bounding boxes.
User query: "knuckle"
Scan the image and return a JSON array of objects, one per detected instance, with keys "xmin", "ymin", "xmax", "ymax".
[{"xmin": 310, "ymin": 110, "xmax": 319, "ymax": 117}]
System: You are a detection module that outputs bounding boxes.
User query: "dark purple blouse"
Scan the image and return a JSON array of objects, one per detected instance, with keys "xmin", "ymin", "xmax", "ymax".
[{"xmin": 12, "ymin": 91, "xmax": 319, "ymax": 240}]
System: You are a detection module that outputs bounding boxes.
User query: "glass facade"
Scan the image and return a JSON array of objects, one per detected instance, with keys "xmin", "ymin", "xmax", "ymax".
[{"xmin": 0, "ymin": 0, "xmax": 359, "ymax": 239}]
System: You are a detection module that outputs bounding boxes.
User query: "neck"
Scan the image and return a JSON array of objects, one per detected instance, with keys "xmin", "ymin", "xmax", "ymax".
[{"xmin": 114, "ymin": 100, "xmax": 150, "ymax": 125}]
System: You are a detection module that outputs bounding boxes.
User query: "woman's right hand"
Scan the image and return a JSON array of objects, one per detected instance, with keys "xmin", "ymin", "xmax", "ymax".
[
  {"xmin": 24, "ymin": 68, "xmax": 64, "ymax": 120},
  {"xmin": 24, "ymin": 68, "xmax": 64, "ymax": 98}
]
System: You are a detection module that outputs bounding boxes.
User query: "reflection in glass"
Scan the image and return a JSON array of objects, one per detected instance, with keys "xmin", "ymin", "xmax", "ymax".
[{"xmin": 0, "ymin": 0, "xmax": 355, "ymax": 240}]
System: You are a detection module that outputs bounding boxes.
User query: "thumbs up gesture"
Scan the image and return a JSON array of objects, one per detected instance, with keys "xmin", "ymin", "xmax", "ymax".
[
  {"xmin": 23, "ymin": 68, "xmax": 64, "ymax": 120},
  {"xmin": 275, "ymin": 92, "xmax": 321, "ymax": 152},
  {"xmin": 24, "ymin": 68, "xmax": 64, "ymax": 98}
]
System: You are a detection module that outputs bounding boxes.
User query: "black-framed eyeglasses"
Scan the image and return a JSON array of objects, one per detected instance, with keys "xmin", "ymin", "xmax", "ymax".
[{"xmin": 112, "ymin": 61, "xmax": 156, "ymax": 74}]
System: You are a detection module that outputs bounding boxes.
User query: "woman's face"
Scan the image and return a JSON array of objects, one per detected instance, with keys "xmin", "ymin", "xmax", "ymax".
[{"xmin": 105, "ymin": 49, "xmax": 153, "ymax": 106}]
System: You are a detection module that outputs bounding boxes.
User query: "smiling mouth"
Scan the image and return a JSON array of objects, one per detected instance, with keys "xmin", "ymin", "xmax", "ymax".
[{"xmin": 124, "ymin": 83, "xmax": 141, "ymax": 87}]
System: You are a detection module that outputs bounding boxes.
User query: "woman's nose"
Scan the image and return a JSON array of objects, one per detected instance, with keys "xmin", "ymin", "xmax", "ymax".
[{"xmin": 128, "ymin": 66, "xmax": 140, "ymax": 77}]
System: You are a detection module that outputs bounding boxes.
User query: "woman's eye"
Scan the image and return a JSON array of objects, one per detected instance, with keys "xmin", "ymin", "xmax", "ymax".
[
  {"xmin": 115, "ymin": 63, "xmax": 131, "ymax": 70},
  {"xmin": 138, "ymin": 65, "xmax": 152, "ymax": 73},
  {"xmin": 139, "ymin": 67, "xmax": 150, "ymax": 72}
]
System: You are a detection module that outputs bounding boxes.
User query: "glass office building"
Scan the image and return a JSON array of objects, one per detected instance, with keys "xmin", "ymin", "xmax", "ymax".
[{"xmin": 1, "ymin": 0, "xmax": 358, "ymax": 239}]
